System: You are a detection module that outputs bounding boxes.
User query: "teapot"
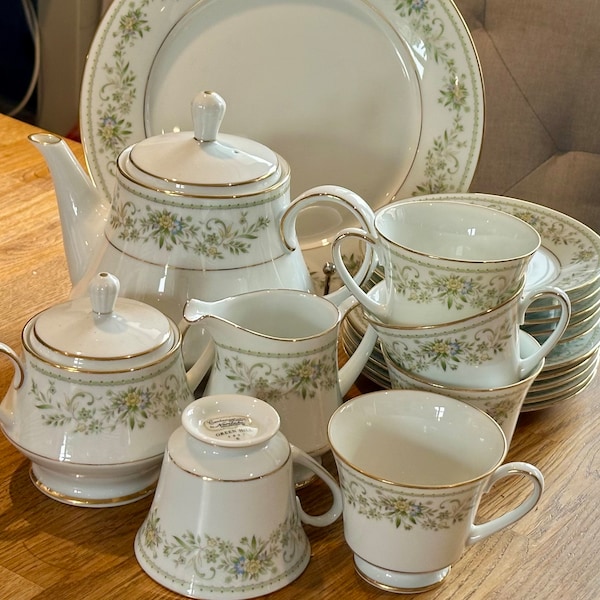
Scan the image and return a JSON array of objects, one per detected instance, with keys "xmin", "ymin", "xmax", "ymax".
[
  {"xmin": 29, "ymin": 91, "xmax": 376, "ymax": 329},
  {"xmin": 0, "ymin": 273, "xmax": 209, "ymax": 507}
]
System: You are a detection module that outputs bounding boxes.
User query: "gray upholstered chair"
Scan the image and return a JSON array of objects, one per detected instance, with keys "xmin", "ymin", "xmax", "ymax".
[{"xmin": 455, "ymin": 0, "xmax": 600, "ymax": 233}]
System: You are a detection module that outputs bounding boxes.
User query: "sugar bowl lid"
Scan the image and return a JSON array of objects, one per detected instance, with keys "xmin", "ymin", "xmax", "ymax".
[
  {"xmin": 27, "ymin": 272, "xmax": 176, "ymax": 370},
  {"xmin": 125, "ymin": 91, "xmax": 282, "ymax": 194}
]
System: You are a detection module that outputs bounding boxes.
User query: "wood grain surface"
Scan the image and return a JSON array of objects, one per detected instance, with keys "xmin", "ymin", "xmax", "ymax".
[{"xmin": 0, "ymin": 114, "xmax": 598, "ymax": 600}]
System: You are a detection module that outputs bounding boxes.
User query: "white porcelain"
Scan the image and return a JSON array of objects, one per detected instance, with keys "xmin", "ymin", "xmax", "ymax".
[
  {"xmin": 80, "ymin": 0, "xmax": 484, "ymax": 233},
  {"xmin": 0, "ymin": 273, "xmax": 206, "ymax": 506},
  {"xmin": 327, "ymin": 390, "xmax": 544, "ymax": 593},
  {"xmin": 455, "ymin": 193, "xmax": 600, "ymax": 296},
  {"xmin": 135, "ymin": 394, "xmax": 342, "ymax": 599},
  {"xmin": 366, "ymin": 279, "xmax": 570, "ymax": 388},
  {"xmin": 333, "ymin": 197, "xmax": 542, "ymax": 326},
  {"xmin": 382, "ymin": 331, "xmax": 545, "ymax": 446},
  {"xmin": 183, "ymin": 289, "xmax": 378, "ymax": 465},
  {"xmin": 29, "ymin": 91, "xmax": 377, "ymax": 363}
]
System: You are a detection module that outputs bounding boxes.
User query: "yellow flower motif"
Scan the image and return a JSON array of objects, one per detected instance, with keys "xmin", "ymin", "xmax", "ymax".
[
  {"xmin": 124, "ymin": 390, "xmax": 143, "ymax": 408},
  {"xmin": 244, "ymin": 558, "xmax": 264, "ymax": 577}
]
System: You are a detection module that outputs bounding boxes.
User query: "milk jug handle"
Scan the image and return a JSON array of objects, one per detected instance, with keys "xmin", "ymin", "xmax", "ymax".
[
  {"xmin": 335, "ymin": 296, "xmax": 378, "ymax": 397},
  {"xmin": 178, "ymin": 318, "xmax": 215, "ymax": 393},
  {"xmin": 291, "ymin": 445, "xmax": 343, "ymax": 527}
]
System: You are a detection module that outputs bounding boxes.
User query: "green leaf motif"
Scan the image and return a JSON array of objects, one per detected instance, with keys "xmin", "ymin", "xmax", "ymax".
[
  {"xmin": 139, "ymin": 508, "xmax": 307, "ymax": 583},
  {"xmin": 109, "ymin": 200, "xmax": 270, "ymax": 257},
  {"xmin": 31, "ymin": 374, "xmax": 187, "ymax": 433}
]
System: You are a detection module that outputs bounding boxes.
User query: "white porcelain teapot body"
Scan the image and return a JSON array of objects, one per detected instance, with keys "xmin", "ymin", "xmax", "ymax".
[{"xmin": 31, "ymin": 92, "xmax": 376, "ymax": 335}]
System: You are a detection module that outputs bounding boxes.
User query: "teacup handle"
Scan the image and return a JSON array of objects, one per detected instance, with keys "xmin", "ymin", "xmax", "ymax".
[
  {"xmin": 518, "ymin": 286, "xmax": 571, "ymax": 378},
  {"xmin": 331, "ymin": 227, "xmax": 388, "ymax": 320},
  {"xmin": 468, "ymin": 461, "xmax": 544, "ymax": 546},
  {"xmin": 280, "ymin": 185, "xmax": 377, "ymax": 307},
  {"xmin": 291, "ymin": 445, "xmax": 343, "ymax": 527}
]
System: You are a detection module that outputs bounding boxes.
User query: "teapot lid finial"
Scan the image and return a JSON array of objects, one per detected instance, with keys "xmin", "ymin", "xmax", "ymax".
[
  {"xmin": 127, "ymin": 90, "xmax": 280, "ymax": 190},
  {"xmin": 89, "ymin": 272, "xmax": 120, "ymax": 315},
  {"xmin": 193, "ymin": 91, "xmax": 226, "ymax": 143}
]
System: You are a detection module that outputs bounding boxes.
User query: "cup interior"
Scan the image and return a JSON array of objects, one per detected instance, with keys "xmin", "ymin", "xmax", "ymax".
[
  {"xmin": 328, "ymin": 390, "xmax": 506, "ymax": 487},
  {"xmin": 376, "ymin": 200, "xmax": 540, "ymax": 261},
  {"xmin": 219, "ymin": 289, "xmax": 338, "ymax": 338}
]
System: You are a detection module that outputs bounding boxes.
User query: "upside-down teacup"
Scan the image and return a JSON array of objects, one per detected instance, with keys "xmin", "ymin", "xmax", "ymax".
[
  {"xmin": 135, "ymin": 394, "xmax": 342, "ymax": 599},
  {"xmin": 332, "ymin": 196, "xmax": 541, "ymax": 326}
]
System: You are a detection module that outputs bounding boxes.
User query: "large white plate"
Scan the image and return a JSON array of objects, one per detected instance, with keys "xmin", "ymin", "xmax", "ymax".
[{"xmin": 80, "ymin": 0, "xmax": 484, "ymax": 246}]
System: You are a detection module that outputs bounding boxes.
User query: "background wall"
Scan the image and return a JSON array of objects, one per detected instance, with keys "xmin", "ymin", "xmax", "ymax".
[{"xmin": 0, "ymin": 0, "xmax": 37, "ymax": 122}]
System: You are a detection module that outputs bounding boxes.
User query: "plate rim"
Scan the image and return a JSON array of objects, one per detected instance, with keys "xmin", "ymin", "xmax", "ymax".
[{"xmin": 80, "ymin": 0, "xmax": 484, "ymax": 207}]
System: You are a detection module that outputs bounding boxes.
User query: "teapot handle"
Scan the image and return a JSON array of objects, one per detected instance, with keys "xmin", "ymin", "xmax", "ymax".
[
  {"xmin": 280, "ymin": 185, "xmax": 377, "ymax": 307},
  {"xmin": 291, "ymin": 445, "xmax": 343, "ymax": 527},
  {"xmin": 0, "ymin": 343, "xmax": 25, "ymax": 390}
]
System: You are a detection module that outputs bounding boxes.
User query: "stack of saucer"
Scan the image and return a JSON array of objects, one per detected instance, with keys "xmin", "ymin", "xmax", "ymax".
[{"xmin": 342, "ymin": 194, "xmax": 600, "ymax": 411}]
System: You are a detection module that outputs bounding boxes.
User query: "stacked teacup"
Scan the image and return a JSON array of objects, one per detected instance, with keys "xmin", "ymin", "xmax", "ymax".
[{"xmin": 333, "ymin": 196, "xmax": 572, "ymax": 446}]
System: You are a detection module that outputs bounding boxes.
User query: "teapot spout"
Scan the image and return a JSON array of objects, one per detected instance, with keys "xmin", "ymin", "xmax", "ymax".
[{"xmin": 29, "ymin": 133, "xmax": 109, "ymax": 286}]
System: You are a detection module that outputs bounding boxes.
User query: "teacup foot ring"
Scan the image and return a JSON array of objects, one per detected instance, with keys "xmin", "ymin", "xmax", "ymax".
[{"xmin": 353, "ymin": 555, "xmax": 450, "ymax": 594}]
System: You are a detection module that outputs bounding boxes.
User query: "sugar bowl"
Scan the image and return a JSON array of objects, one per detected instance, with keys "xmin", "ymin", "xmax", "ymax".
[{"xmin": 0, "ymin": 272, "xmax": 206, "ymax": 506}]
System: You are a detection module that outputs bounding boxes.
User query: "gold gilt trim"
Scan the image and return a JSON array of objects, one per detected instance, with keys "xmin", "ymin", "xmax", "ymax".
[
  {"xmin": 30, "ymin": 468, "xmax": 157, "ymax": 507},
  {"xmin": 118, "ymin": 154, "xmax": 290, "ymax": 199}
]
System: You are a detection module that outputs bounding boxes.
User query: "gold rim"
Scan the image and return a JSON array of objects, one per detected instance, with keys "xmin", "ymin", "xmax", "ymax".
[
  {"xmin": 376, "ymin": 200, "xmax": 540, "ymax": 264},
  {"xmin": 22, "ymin": 317, "xmax": 182, "ymax": 374},
  {"xmin": 354, "ymin": 559, "xmax": 450, "ymax": 594},
  {"xmin": 119, "ymin": 152, "xmax": 290, "ymax": 198},
  {"xmin": 30, "ymin": 468, "xmax": 157, "ymax": 506}
]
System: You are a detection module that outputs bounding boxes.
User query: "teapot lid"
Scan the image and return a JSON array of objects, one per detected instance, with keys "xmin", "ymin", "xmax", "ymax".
[
  {"xmin": 30, "ymin": 272, "xmax": 174, "ymax": 367},
  {"xmin": 127, "ymin": 91, "xmax": 280, "ymax": 189}
]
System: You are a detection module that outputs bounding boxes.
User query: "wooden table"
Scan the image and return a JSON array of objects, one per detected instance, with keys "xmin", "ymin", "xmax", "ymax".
[{"xmin": 0, "ymin": 113, "xmax": 599, "ymax": 599}]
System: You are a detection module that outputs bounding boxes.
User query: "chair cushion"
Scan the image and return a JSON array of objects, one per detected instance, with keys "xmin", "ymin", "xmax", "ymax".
[{"xmin": 455, "ymin": 0, "xmax": 600, "ymax": 232}]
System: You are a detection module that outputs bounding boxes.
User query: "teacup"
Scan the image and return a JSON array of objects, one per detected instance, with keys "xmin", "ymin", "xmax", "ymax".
[
  {"xmin": 366, "ymin": 279, "xmax": 570, "ymax": 388},
  {"xmin": 332, "ymin": 196, "xmax": 541, "ymax": 325},
  {"xmin": 135, "ymin": 394, "xmax": 342, "ymax": 599},
  {"xmin": 382, "ymin": 330, "xmax": 545, "ymax": 446},
  {"xmin": 328, "ymin": 390, "xmax": 544, "ymax": 593}
]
